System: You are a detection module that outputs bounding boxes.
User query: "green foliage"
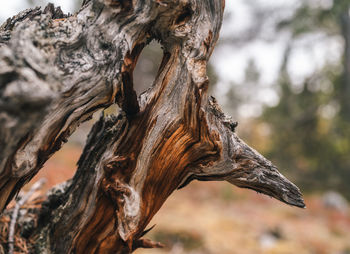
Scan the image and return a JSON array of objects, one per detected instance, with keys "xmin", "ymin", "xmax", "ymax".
[{"xmin": 260, "ymin": 1, "xmax": 350, "ymax": 197}]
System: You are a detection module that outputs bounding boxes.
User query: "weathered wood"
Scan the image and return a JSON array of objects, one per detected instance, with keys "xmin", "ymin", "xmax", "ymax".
[{"xmin": 0, "ymin": 0, "xmax": 304, "ymax": 253}]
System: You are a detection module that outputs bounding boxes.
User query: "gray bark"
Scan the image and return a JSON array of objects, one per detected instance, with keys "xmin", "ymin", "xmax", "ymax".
[{"xmin": 0, "ymin": 1, "xmax": 304, "ymax": 253}]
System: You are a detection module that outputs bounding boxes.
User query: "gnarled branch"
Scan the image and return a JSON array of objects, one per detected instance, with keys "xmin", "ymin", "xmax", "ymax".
[{"xmin": 0, "ymin": 0, "xmax": 304, "ymax": 253}]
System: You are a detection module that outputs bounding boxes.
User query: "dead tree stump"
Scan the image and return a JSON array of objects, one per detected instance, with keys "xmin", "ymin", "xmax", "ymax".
[{"xmin": 0, "ymin": 0, "xmax": 304, "ymax": 253}]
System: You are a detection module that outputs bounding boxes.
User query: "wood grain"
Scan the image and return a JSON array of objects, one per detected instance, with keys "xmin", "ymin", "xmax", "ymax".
[{"xmin": 0, "ymin": 0, "xmax": 304, "ymax": 253}]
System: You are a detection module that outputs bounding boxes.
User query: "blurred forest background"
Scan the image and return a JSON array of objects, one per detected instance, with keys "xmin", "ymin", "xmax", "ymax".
[{"xmin": 1, "ymin": 0, "xmax": 350, "ymax": 253}]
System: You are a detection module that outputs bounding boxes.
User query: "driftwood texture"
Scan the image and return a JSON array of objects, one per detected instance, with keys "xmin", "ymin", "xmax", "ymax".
[{"xmin": 0, "ymin": 0, "xmax": 305, "ymax": 253}]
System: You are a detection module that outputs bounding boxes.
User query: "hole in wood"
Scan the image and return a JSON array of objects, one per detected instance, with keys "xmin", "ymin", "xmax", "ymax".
[
  {"xmin": 133, "ymin": 40, "xmax": 163, "ymax": 96},
  {"xmin": 175, "ymin": 5, "xmax": 193, "ymax": 26}
]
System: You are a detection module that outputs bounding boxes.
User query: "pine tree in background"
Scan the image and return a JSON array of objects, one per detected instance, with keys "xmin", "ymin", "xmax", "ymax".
[
  {"xmin": 260, "ymin": 0, "xmax": 350, "ymax": 196},
  {"xmin": 214, "ymin": 0, "xmax": 350, "ymax": 197}
]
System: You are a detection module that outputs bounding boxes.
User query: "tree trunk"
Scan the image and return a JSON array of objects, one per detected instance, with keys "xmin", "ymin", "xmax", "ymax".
[{"xmin": 0, "ymin": 0, "xmax": 304, "ymax": 253}]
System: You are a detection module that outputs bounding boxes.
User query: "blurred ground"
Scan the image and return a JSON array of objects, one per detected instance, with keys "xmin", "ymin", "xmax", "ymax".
[{"xmin": 24, "ymin": 144, "xmax": 350, "ymax": 254}]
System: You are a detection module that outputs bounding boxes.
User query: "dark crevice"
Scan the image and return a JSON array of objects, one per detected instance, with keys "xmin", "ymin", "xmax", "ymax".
[
  {"xmin": 0, "ymin": 71, "xmax": 18, "ymax": 88},
  {"xmin": 175, "ymin": 5, "xmax": 193, "ymax": 26}
]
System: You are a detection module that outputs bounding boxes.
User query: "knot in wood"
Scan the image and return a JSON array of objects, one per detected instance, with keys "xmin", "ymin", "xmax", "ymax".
[
  {"xmin": 103, "ymin": 156, "xmax": 130, "ymax": 175},
  {"xmin": 223, "ymin": 119, "xmax": 238, "ymax": 132},
  {"xmin": 102, "ymin": 178, "xmax": 131, "ymax": 202}
]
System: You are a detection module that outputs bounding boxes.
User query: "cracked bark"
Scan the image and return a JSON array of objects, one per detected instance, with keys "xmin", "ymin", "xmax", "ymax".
[{"xmin": 0, "ymin": 0, "xmax": 305, "ymax": 253}]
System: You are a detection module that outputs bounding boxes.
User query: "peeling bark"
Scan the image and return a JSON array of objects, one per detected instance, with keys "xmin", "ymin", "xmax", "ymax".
[{"xmin": 0, "ymin": 0, "xmax": 304, "ymax": 253}]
